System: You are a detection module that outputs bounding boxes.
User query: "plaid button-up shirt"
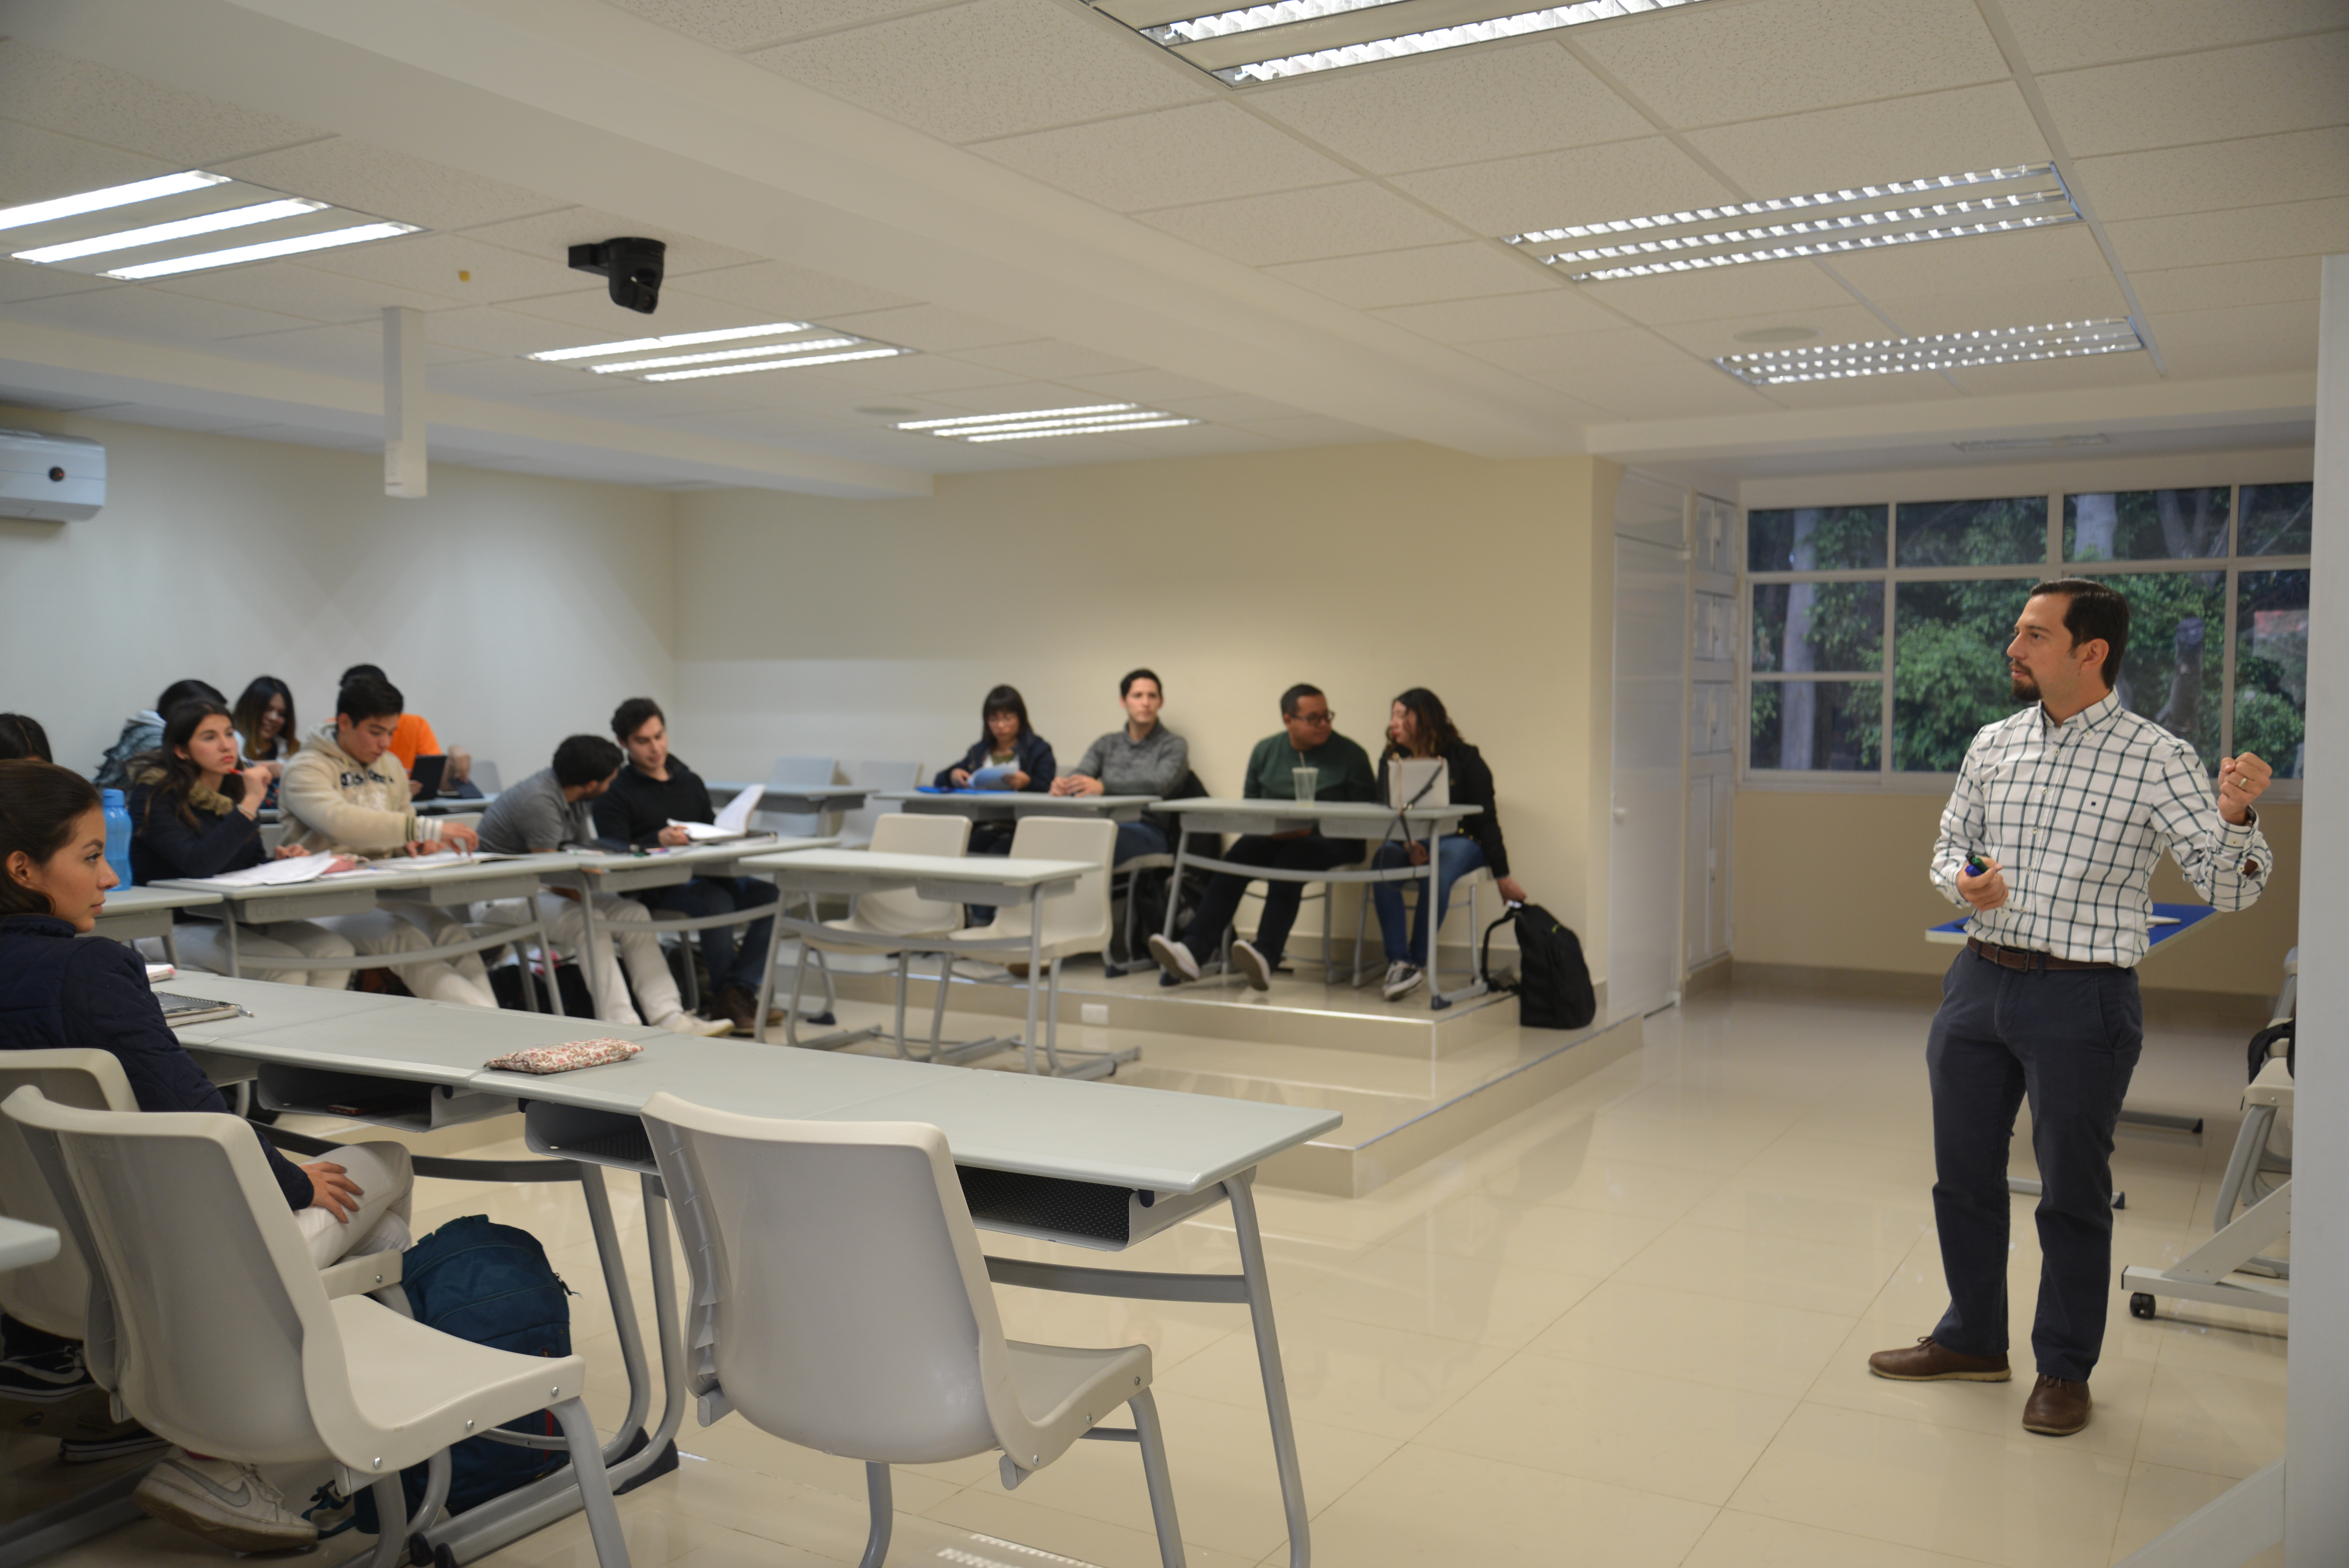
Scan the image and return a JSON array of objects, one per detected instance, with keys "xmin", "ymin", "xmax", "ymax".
[{"xmin": 1930, "ymin": 690, "xmax": 2271, "ymax": 967}]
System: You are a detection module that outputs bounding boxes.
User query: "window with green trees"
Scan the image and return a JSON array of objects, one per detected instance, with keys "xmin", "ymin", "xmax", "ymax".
[{"xmin": 1745, "ymin": 483, "xmax": 2312, "ymax": 785}]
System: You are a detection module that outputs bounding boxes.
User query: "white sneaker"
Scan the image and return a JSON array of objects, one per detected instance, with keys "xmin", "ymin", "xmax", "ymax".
[
  {"xmin": 135, "ymin": 1449, "xmax": 318, "ymax": 1552},
  {"xmin": 1148, "ymin": 934, "xmax": 1201, "ymax": 984},
  {"xmin": 663, "ymin": 1012, "xmax": 734, "ymax": 1036},
  {"xmin": 1383, "ymin": 962, "xmax": 1425, "ymax": 1002},
  {"xmin": 1231, "ymin": 940, "xmax": 1273, "ymax": 992}
]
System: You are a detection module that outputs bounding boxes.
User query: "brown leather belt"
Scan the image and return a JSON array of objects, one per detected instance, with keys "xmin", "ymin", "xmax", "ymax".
[{"xmin": 1967, "ymin": 936, "xmax": 2121, "ymax": 973}]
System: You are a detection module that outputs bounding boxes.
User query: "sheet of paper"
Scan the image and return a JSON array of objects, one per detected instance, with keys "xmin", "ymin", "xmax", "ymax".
[
  {"xmin": 671, "ymin": 786, "xmax": 765, "ymax": 841},
  {"xmin": 190, "ymin": 852, "xmax": 343, "ymax": 888}
]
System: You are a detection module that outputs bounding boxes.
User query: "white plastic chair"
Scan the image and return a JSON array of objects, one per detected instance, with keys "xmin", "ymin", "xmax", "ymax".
[
  {"xmin": 838, "ymin": 761, "xmax": 923, "ymax": 849},
  {"xmin": 773, "ymin": 812, "xmax": 970, "ymax": 1053},
  {"xmin": 0, "ymin": 1087, "xmax": 632, "ymax": 1568},
  {"xmin": 940, "ymin": 815, "xmax": 1114, "ymax": 1075},
  {"xmin": 638, "ymin": 1096, "xmax": 1185, "ymax": 1568},
  {"xmin": 761, "ymin": 755, "xmax": 839, "ymax": 838}
]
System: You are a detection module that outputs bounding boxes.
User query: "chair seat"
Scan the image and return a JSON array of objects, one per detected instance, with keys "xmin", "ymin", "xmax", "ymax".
[
  {"xmin": 940, "ymin": 924, "xmax": 1091, "ymax": 961},
  {"xmin": 332, "ymin": 1297, "xmax": 592, "ymax": 1473},
  {"xmin": 1116, "ymin": 855, "xmax": 1175, "ymax": 873},
  {"xmin": 2245, "ymin": 1056, "xmax": 2294, "ymax": 1108},
  {"xmin": 1005, "ymin": 1340, "xmax": 1152, "ymax": 1452},
  {"xmin": 806, "ymin": 913, "xmax": 957, "ymax": 953}
]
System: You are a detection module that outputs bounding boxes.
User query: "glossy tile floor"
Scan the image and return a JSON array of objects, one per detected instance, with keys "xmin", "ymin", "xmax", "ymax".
[{"xmin": 18, "ymin": 984, "xmax": 2288, "ymax": 1568}]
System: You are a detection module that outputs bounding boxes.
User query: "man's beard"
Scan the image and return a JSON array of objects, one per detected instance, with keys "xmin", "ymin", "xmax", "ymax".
[{"xmin": 2010, "ymin": 666, "xmax": 2040, "ymax": 701}]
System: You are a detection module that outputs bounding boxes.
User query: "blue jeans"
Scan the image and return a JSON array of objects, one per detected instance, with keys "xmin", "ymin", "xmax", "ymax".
[
  {"xmin": 1371, "ymin": 837, "xmax": 1485, "ymax": 965},
  {"xmin": 640, "ymin": 876, "xmax": 777, "ymax": 993},
  {"xmin": 1114, "ymin": 820, "xmax": 1170, "ymax": 866}
]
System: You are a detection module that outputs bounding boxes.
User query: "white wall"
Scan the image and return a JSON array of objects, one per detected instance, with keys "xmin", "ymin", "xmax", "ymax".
[{"xmin": 0, "ymin": 409, "xmax": 677, "ymax": 781}]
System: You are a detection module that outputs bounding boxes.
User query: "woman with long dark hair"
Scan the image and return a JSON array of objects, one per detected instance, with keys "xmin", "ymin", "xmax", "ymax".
[
  {"xmin": 935, "ymin": 684, "xmax": 1057, "ymax": 857},
  {"xmin": 1371, "ymin": 688, "xmax": 1527, "ymax": 1001},
  {"xmin": 230, "ymin": 676, "xmax": 297, "ymax": 804},
  {"xmin": 127, "ymin": 700, "xmax": 356, "ymax": 989}
]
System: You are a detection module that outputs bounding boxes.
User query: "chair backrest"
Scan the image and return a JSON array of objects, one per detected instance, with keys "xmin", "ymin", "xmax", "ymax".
[
  {"xmin": 761, "ymin": 757, "xmax": 839, "ymax": 837},
  {"xmin": 469, "ymin": 759, "xmax": 503, "ymax": 796},
  {"xmin": 640, "ymin": 1095, "xmax": 1029, "ymax": 1466},
  {"xmin": 838, "ymin": 761, "xmax": 922, "ymax": 848},
  {"xmin": 854, "ymin": 813, "xmax": 970, "ymax": 935},
  {"xmin": 0, "ymin": 1089, "xmax": 344, "ymax": 1465},
  {"xmin": 0, "ymin": 1051, "xmax": 135, "ymax": 1338},
  {"xmin": 984, "ymin": 816, "xmax": 1114, "ymax": 954}
]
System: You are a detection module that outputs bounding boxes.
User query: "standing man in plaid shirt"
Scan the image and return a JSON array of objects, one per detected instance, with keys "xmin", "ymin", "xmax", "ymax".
[{"xmin": 1868, "ymin": 577, "xmax": 2274, "ymax": 1436}]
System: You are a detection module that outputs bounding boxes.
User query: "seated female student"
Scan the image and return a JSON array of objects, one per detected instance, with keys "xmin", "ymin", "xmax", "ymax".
[
  {"xmin": 1050, "ymin": 668, "xmax": 1187, "ymax": 865},
  {"xmin": 128, "ymin": 700, "xmax": 360, "ymax": 991},
  {"xmin": 1369, "ymin": 689, "xmax": 1528, "ymax": 1003},
  {"xmin": 935, "ymin": 684, "xmax": 1056, "ymax": 856},
  {"xmin": 0, "ymin": 759, "xmax": 413, "ymax": 1551},
  {"xmin": 230, "ymin": 675, "xmax": 298, "ymax": 806},
  {"xmin": 0, "ymin": 713, "xmax": 51, "ymax": 762}
]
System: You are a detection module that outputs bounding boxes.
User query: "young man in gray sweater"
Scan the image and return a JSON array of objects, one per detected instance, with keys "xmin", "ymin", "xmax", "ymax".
[{"xmin": 1050, "ymin": 668, "xmax": 1188, "ymax": 864}]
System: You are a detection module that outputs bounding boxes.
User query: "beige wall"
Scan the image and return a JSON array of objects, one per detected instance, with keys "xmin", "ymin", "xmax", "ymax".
[
  {"xmin": 1734, "ymin": 791, "xmax": 2302, "ymax": 998},
  {"xmin": 670, "ymin": 442, "xmax": 1618, "ymax": 970},
  {"xmin": 0, "ymin": 408, "xmax": 676, "ymax": 783}
]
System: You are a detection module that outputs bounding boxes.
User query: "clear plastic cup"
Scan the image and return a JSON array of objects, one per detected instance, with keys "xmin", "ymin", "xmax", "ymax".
[{"xmin": 1292, "ymin": 766, "xmax": 1318, "ymax": 802}]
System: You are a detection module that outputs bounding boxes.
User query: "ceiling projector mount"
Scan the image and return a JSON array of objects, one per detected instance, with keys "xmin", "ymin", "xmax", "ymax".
[{"xmin": 569, "ymin": 236, "xmax": 666, "ymax": 314}]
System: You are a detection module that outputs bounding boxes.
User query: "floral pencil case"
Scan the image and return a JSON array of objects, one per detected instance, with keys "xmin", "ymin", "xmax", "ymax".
[{"xmin": 485, "ymin": 1038, "xmax": 643, "ymax": 1074}]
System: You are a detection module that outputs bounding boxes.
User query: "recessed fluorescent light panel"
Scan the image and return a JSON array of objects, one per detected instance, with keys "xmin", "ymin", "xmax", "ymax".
[
  {"xmin": 1715, "ymin": 320, "xmax": 2144, "ymax": 387},
  {"xmin": 2, "ymin": 170, "xmax": 418, "ymax": 278},
  {"xmin": 1509, "ymin": 165, "xmax": 2080, "ymax": 281},
  {"xmin": 1092, "ymin": 0, "xmax": 1712, "ymax": 84},
  {"xmin": 523, "ymin": 323, "xmax": 912, "ymax": 383},
  {"xmin": 897, "ymin": 405, "xmax": 1201, "ymax": 442}
]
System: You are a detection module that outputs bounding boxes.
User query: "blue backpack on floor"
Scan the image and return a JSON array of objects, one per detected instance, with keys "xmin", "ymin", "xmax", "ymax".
[{"xmin": 351, "ymin": 1215, "xmax": 574, "ymax": 1533}]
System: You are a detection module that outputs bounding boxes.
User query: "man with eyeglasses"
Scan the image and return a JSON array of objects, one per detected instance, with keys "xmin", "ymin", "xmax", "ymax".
[{"xmin": 1150, "ymin": 683, "xmax": 1376, "ymax": 991}]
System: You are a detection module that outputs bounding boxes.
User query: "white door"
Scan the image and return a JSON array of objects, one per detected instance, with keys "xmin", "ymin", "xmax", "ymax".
[{"xmin": 1609, "ymin": 479, "xmax": 1689, "ymax": 1017}]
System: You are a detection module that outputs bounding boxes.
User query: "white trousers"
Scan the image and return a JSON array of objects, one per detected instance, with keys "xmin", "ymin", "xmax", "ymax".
[
  {"xmin": 480, "ymin": 893, "xmax": 690, "ymax": 1026},
  {"xmin": 316, "ymin": 906, "xmax": 497, "ymax": 1009},
  {"xmin": 169, "ymin": 920, "xmax": 355, "ymax": 991},
  {"xmin": 291, "ymin": 1141, "xmax": 415, "ymax": 1269}
]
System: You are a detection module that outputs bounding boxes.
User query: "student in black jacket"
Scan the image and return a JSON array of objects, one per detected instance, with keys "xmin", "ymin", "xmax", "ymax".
[
  {"xmin": 593, "ymin": 697, "xmax": 777, "ymax": 1033},
  {"xmin": 1370, "ymin": 689, "xmax": 1529, "ymax": 1002},
  {"xmin": 127, "ymin": 699, "xmax": 357, "ymax": 990},
  {"xmin": 934, "ymin": 684, "xmax": 1056, "ymax": 859}
]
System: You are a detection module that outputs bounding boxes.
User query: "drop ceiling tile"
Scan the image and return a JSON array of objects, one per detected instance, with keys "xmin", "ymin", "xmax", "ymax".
[
  {"xmin": 1575, "ymin": 0, "xmax": 2010, "ymax": 128},
  {"xmin": 953, "ymin": 340, "xmax": 1146, "ymax": 378},
  {"xmin": 1247, "ymin": 39, "xmax": 1650, "ymax": 173},
  {"xmin": 820, "ymin": 302, "xmax": 1036, "ymax": 351},
  {"xmin": 2157, "ymin": 334, "xmax": 2320, "ymax": 380},
  {"xmin": 1685, "ymin": 84, "xmax": 2048, "ymax": 196},
  {"xmin": 2, "ymin": 285, "xmax": 319, "ymax": 344},
  {"xmin": 1999, "ymin": 0, "xmax": 2345, "ymax": 74},
  {"xmin": 664, "ymin": 260, "xmax": 918, "ymax": 319},
  {"xmin": 1575, "ymin": 261, "xmax": 1859, "ymax": 326},
  {"xmin": 535, "ymin": 381, "xmax": 758, "ymax": 419},
  {"xmin": 1371, "ymin": 286, "xmax": 1618, "ymax": 342},
  {"xmin": 504, "ymin": 288, "xmax": 800, "ymax": 338},
  {"xmin": 0, "ymin": 260, "xmax": 122, "ymax": 306},
  {"xmin": 149, "ymin": 260, "xmax": 460, "ymax": 324},
  {"xmin": 0, "ymin": 121, "xmax": 173, "ymax": 209},
  {"xmin": 1093, "ymin": 423, "xmax": 1281, "ymax": 457},
  {"xmin": 1233, "ymin": 413, "xmax": 1390, "ymax": 446},
  {"xmin": 1939, "ymin": 352, "xmax": 2162, "ymax": 397},
  {"xmin": 2107, "ymin": 196, "xmax": 2349, "ymax": 271},
  {"xmin": 811, "ymin": 354, "xmax": 1034, "ymax": 392},
  {"xmin": 1136, "ymin": 181, "xmax": 1465, "ymax": 265},
  {"xmin": 0, "ymin": 41, "xmax": 321, "ymax": 165},
  {"xmin": 207, "ymin": 323, "xmax": 485, "ymax": 378},
  {"xmin": 1649, "ymin": 305, "xmax": 1895, "ymax": 361},
  {"xmin": 1745, "ymin": 375, "xmax": 1964, "ymax": 411},
  {"xmin": 683, "ymin": 409, "xmax": 863, "ymax": 445},
  {"xmin": 1863, "ymin": 276, "xmax": 2133, "ymax": 335},
  {"xmin": 901, "ymin": 383, "xmax": 1122, "ymax": 416},
  {"xmin": 2039, "ymin": 33, "xmax": 2349, "ymax": 159},
  {"xmin": 1572, "ymin": 362, "xmax": 1778, "ymax": 420},
  {"xmin": 2070, "ymin": 128, "xmax": 2349, "ymax": 224},
  {"xmin": 2145, "ymin": 298, "xmax": 2319, "ymax": 350},
  {"xmin": 1389, "ymin": 138, "xmax": 1732, "ymax": 237},
  {"xmin": 210, "ymin": 139, "xmax": 561, "ymax": 232},
  {"xmin": 973, "ymin": 102, "xmax": 1353, "ymax": 212},
  {"xmin": 418, "ymin": 306, "xmax": 633, "ymax": 360},
  {"xmin": 2129, "ymin": 257, "xmax": 2323, "ymax": 315},
  {"xmin": 606, "ymin": 0, "xmax": 950, "ymax": 52},
  {"xmin": 301, "ymin": 232, "xmax": 594, "ymax": 305},
  {"xmin": 747, "ymin": 0, "xmax": 1210, "ymax": 144},
  {"xmin": 1826, "ymin": 221, "xmax": 2112, "ymax": 298},
  {"xmin": 427, "ymin": 358, "xmax": 595, "ymax": 400},
  {"xmin": 1158, "ymin": 391, "xmax": 1309, "ymax": 422},
  {"xmin": 1058, "ymin": 367, "xmax": 1236, "ymax": 403},
  {"xmin": 1503, "ymin": 380, "xmax": 1619, "ymax": 422},
  {"xmin": 1266, "ymin": 242, "xmax": 1559, "ymax": 307},
  {"xmin": 459, "ymin": 207, "xmax": 766, "ymax": 275},
  {"xmin": 1461, "ymin": 326, "xmax": 1692, "ymax": 376}
]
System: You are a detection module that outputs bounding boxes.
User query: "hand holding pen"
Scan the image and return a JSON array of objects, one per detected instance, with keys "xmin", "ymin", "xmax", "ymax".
[{"xmin": 1957, "ymin": 851, "xmax": 2009, "ymax": 912}]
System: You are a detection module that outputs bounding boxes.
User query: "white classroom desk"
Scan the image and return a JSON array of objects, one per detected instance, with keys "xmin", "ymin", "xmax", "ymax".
[
  {"xmin": 0, "ymin": 1217, "xmax": 60, "ymax": 1273},
  {"xmin": 880, "ymin": 789, "xmax": 1160, "ymax": 824},
  {"xmin": 167, "ymin": 978, "xmax": 1337, "ymax": 1568},
  {"xmin": 87, "ymin": 885, "xmax": 223, "ymax": 966},
  {"xmin": 1157, "ymin": 797, "xmax": 1487, "ymax": 1008},
  {"xmin": 703, "ymin": 781, "xmax": 875, "ymax": 818},
  {"xmin": 734, "ymin": 846, "xmax": 1111, "ymax": 1076}
]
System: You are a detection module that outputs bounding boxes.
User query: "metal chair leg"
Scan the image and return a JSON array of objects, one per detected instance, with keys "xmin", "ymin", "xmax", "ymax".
[
  {"xmin": 1129, "ymin": 1389, "xmax": 1187, "ymax": 1568},
  {"xmin": 552, "ymin": 1398, "xmax": 632, "ymax": 1568},
  {"xmin": 857, "ymin": 1463, "xmax": 892, "ymax": 1568}
]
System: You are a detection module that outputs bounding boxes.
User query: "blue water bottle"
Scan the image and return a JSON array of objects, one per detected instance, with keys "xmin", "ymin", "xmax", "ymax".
[{"xmin": 100, "ymin": 788, "xmax": 134, "ymax": 888}]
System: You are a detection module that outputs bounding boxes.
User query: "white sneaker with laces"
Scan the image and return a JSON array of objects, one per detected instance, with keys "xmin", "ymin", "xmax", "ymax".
[
  {"xmin": 134, "ymin": 1448, "xmax": 318, "ymax": 1552},
  {"xmin": 664, "ymin": 1012, "xmax": 734, "ymax": 1036},
  {"xmin": 1231, "ymin": 940, "xmax": 1273, "ymax": 992},
  {"xmin": 1148, "ymin": 934, "xmax": 1201, "ymax": 983},
  {"xmin": 1383, "ymin": 962, "xmax": 1425, "ymax": 1002}
]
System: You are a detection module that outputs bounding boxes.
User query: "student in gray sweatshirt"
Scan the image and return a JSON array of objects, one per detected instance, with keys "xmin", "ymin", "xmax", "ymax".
[{"xmin": 1050, "ymin": 668, "xmax": 1188, "ymax": 864}]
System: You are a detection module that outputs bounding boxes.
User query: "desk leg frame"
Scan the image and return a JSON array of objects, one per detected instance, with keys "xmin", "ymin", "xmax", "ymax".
[{"xmin": 981, "ymin": 1169, "xmax": 1307, "ymax": 1566}]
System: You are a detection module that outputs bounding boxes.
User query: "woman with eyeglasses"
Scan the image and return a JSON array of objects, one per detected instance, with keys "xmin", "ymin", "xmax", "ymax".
[
  {"xmin": 936, "ymin": 684, "xmax": 1057, "ymax": 857},
  {"xmin": 1369, "ymin": 688, "xmax": 1527, "ymax": 1001}
]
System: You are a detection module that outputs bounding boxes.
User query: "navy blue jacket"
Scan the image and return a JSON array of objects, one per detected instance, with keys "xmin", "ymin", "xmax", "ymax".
[
  {"xmin": 0, "ymin": 915, "xmax": 310, "ymax": 1209},
  {"xmin": 934, "ymin": 732, "xmax": 1056, "ymax": 793},
  {"xmin": 128, "ymin": 783, "xmax": 265, "ymax": 898}
]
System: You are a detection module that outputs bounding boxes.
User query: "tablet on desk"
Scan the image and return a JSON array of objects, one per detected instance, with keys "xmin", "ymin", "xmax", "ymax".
[{"xmin": 409, "ymin": 753, "xmax": 449, "ymax": 802}]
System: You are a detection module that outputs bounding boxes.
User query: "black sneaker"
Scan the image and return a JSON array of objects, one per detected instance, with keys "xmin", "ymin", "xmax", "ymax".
[
  {"xmin": 59, "ymin": 1424, "xmax": 168, "ymax": 1463},
  {"xmin": 0, "ymin": 1343, "xmax": 93, "ymax": 1404}
]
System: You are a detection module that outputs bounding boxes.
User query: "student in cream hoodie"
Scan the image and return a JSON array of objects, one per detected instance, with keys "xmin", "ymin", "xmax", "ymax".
[{"xmin": 276, "ymin": 673, "xmax": 498, "ymax": 1007}]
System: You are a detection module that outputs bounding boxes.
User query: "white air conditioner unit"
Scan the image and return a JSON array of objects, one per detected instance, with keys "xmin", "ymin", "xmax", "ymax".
[{"xmin": 0, "ymin": 429, "xmax": 105, "ymax": 521}]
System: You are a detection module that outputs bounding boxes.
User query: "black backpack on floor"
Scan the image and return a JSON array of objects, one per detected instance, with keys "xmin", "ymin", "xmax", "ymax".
[{"xmin": 1482, "ymin": 903, "xmax": 1597, "ymax": 1030}]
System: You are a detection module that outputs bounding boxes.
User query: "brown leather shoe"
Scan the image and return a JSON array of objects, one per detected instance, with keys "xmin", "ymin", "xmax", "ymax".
[
  {"xmin": 1866, "ymin": 1336, "xmax": 2012, "ymax": 1382},
  {"xmin": 2022, "ymin": 1375, "xmax": 2091, "ymax": 1435},
  {"xmin": 713, "ymin": 984, "xmax": 760, "ymax": 1033}
]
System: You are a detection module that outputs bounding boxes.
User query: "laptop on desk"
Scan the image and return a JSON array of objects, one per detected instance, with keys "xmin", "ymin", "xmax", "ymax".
[
  {"xmin": 1387, "ymin": 757, "xmax": 1449, "ymax": 811},
  {"xmin": 408, "ymin": 753, "xmax": 448, "ymax": 802}
]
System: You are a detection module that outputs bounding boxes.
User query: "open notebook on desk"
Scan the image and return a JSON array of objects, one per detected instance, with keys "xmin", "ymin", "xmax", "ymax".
[{"xmin": 670, "ymin": 784, "xmax": 763, "ymax": 841}]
